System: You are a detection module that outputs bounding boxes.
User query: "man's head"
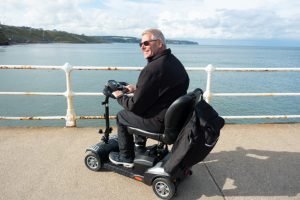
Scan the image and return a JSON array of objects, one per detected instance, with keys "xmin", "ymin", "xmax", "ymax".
[{"xmin": 140, "ymin": 29, "xmax": 167, "ymax": 59}]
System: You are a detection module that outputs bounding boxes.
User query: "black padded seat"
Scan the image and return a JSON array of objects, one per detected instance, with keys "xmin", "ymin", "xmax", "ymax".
[{"xmin": 127, "ymin": 88, "xmax": 203, "ymax": 144}]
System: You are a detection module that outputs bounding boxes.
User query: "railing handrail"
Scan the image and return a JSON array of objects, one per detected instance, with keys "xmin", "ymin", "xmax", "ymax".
[
  {"xmin": 2, "ymin": 64, "xmax": 300, "ymax": 71},
  {"xmin": 1, "ymin": 63, "xmax": 300, "ymax": 127}
]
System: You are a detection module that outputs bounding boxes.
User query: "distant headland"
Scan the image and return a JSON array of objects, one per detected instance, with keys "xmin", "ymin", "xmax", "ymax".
[{"xmin": 0, "ymin": 24, "xmax": 198, "ymax": 46}]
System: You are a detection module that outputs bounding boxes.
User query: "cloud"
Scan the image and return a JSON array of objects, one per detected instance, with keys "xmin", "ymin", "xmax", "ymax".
[
  {"xmin": 0, "ymin": 0, "xmax": 299, "ymax": 40},
  {"xmin": 218, "ymin": 8, "xmax": 300, "ymax": 39}
]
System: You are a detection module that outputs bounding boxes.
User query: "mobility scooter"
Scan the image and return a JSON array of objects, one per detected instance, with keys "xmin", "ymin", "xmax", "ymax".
[{"xmin": 84, "ymin": 80, "xmax": 223, "ymax": 199}]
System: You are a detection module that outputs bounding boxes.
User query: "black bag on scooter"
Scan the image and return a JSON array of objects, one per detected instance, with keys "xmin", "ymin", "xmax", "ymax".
[{"xmin": 164, "ymin": 97, "xmax": 225, "ymax": 174}]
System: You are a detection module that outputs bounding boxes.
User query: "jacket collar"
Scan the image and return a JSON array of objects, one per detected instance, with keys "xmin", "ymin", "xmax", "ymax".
[{"xmin": 147, "ymin": 48, "xmax": 171, "ymax": 63}]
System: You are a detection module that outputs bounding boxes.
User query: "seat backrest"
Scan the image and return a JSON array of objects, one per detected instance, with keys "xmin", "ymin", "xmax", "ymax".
[{"xmin": 162, "ymin": 88, "xmax": 203, "ymax": 144}]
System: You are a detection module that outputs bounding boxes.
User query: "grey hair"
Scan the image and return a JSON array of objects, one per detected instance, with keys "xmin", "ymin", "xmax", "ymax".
[{"xmin": 142, "ymin": 28, "xmax": 167, "ymax": 47}]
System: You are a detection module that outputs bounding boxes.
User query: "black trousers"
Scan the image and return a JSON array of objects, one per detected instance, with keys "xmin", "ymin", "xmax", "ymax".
[{"xmin": 116, "ymin": 109, "xmax": 164, "ymax": 159}]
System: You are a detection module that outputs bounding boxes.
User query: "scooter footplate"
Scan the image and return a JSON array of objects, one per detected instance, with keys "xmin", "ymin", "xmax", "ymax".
[{"xmin": 103, "ymin": 162, "xmax": 136, "ymax": 179}]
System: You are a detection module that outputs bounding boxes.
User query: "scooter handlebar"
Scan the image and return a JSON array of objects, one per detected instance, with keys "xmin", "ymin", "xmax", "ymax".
[{"xmin": 103, "ymin": 80, "xmax": 129, "ymax": 99}]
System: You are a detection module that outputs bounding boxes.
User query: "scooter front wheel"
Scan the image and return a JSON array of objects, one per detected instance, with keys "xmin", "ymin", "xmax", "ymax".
[
  {"xmin": 85, "ymin": 152, "xmax": 102, "ymax": 171},
  {"xmin": 152, "ymin": 177, "xmax": 176, "ymax": 200}
]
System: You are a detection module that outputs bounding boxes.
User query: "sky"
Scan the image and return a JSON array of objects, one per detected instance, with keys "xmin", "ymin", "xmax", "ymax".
[{"xmin": 1, "ymin": 0, "xmax": 300, "ymax": 45}]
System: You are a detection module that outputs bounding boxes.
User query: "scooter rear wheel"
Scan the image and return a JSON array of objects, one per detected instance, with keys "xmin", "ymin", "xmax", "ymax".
[
  {"xmin": 152, "ymin": 177, "xmax": 176, "ymax": 200},
  {"xmin": 85, "ymin": 152, "xmax": 102, "ymax": 171}
]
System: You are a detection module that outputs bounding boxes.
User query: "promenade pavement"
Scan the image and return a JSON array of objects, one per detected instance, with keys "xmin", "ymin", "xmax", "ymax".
[{"xmin": 0, "ymin": 124, "xmax": 299, "ymax": 200}]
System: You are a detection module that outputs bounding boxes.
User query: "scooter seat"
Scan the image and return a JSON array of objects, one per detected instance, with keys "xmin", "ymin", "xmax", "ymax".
[
  {"xmin": 127, "ymin": 126, "xmax": 163, "ymax": 141},
  {"xmin": 127, "ymin": 89, "xmax": 202, "ymax": 144}
]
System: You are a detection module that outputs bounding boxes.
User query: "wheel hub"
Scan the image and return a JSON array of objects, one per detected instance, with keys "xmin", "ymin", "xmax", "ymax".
[
  {"xmin": 155, "ymin": 182, "xmax": 170, "ymax": 197},
  {"xmin": 87, "ymin": 156, "xmax": 99, "ymax": 169}
]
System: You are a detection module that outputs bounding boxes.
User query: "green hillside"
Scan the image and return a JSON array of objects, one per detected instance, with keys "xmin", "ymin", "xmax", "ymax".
[
  {"xmin": 0, "ymin": 24, "xmax": 105, "ymax": 44},
  {"xmin": 0, "ymin": 24, "xmax": 198, "ymax": 45},
  {"xmin": 0, "ymin": 27, "xmax": 9, "ymax": 45}
]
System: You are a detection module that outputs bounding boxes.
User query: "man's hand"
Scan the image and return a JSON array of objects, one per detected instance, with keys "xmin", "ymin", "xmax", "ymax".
[
  {"xmin": 112, "ymin": 90, "xmax": 123, "ymax": 98},
  {"xmin": 125, "ymin": 84, "xmax": 136, "ymax": 93},
  {"xmin": 112, "ymin": 84, "xmax": 135, "ymax": 98}
]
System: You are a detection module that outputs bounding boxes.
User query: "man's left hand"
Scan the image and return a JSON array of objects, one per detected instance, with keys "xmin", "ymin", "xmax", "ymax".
[{"xmin": 112, "ymin": 90, "xmax": 123, "ymax": 98}]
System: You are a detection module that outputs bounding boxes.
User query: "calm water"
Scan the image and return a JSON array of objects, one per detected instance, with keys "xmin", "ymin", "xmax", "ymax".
[{"xmin": 0, "ymin": 43, "xmax": 300, "ymax": 126}]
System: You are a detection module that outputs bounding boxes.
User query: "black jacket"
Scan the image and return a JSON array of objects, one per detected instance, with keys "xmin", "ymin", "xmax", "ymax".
[{"xmin": 117, "ymin": 49, "xmax": 189, "ymax": 119}]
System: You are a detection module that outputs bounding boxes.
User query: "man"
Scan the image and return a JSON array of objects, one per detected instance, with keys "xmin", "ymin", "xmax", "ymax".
[{"xmin": 109, "ymin": 29, "xmax": 189, "ymax": 168}]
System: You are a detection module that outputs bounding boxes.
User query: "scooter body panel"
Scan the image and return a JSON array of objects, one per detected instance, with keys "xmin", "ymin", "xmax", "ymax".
[
  {"xmin": 86, "ymin": 137, "xmax": 174, "ymax": 186},
  {"xmin": 86, "ymin": 135, "xmax": 119, "ymax": 162}
]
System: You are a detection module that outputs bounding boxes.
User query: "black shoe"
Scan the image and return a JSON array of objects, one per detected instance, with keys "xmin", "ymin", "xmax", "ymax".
[{"xmin": 109, "ymin": 152, "xmax": 134, "ymax": 168}]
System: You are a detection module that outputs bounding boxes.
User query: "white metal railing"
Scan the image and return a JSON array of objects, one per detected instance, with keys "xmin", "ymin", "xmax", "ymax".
[{"xmin": 0, "ymin": 63, "xmax": 300, "ymax": 127}]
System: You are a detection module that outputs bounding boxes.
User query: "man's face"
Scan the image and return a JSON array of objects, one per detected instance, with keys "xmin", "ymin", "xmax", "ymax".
[{"xmin": 140, "ymin": 33, "xmax": 163, "ymax": 59}]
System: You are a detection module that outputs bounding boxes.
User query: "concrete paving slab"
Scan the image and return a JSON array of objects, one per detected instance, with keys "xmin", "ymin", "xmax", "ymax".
[{"xmin": 0, "ymin": 124, "xmax": 299, "ymax": 200}]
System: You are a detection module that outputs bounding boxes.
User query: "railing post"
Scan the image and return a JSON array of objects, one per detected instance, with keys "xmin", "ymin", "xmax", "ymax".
[
  {"xmin": 62, "ymin": 63, "xmax": 77, "ymax": 127},
  {"xmin": 204, "ymin": 64, "xmax": 215, "ymax": 103}
]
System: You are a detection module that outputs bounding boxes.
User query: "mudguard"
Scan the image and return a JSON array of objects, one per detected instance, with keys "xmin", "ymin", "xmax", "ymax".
[{"xmin": 86, "ymin": 135, "xmax": 119, "ymax": 161}]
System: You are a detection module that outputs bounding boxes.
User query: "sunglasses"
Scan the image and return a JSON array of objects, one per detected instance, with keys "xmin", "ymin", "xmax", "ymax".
[{"xmin": 139, "ymin": 39, "xmax": 157, "ymax": 47}]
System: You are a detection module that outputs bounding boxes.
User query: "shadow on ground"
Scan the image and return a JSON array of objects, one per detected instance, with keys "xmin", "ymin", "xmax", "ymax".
[{"xmin": 173, "ymin": 147, "xmax": 300, "ymax": 199}]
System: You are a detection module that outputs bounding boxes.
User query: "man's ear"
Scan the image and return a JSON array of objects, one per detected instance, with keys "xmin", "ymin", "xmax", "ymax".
[{"xmin": 158, "ymin": 40, "xmax": 164, "ymax": 48}]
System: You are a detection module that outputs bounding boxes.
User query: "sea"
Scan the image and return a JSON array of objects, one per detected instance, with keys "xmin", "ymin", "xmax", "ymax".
[{"xmin": 0, "ymin": 43, "xmax": 300, "ymax": 127}]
